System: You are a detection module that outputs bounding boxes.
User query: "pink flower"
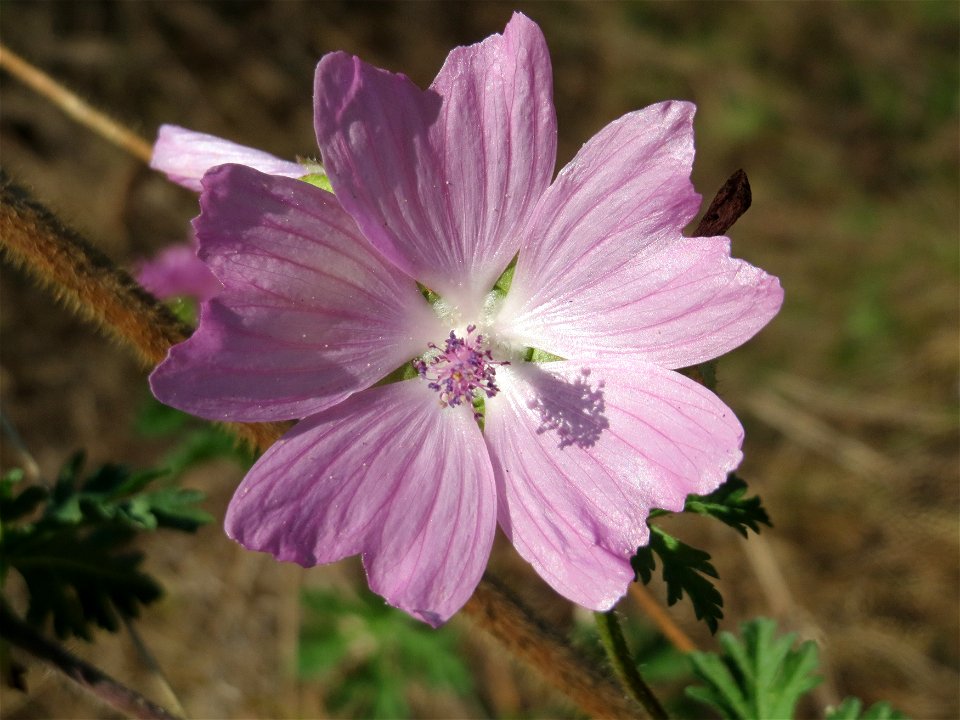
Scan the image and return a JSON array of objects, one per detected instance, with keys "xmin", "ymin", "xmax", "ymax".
[
  {"xmin": 150, "ymin": 125, "xmax": 306, "ymax": 192},
  {"xmin": 136, "ymin": 235, "xmax": 222, "ymax": 302},
  {"xmin": 138, "ymin": 126, "xmax": 310, "ymax": 301},
  {"xmin": 150, "ymin": 13, "xmax": 783, "ymax": 626}
]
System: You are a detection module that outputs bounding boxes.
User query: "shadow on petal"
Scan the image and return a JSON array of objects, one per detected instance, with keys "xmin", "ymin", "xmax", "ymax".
[{"xmin": 523, "ymin": 365, "xmax": 609, "ymax": 449}]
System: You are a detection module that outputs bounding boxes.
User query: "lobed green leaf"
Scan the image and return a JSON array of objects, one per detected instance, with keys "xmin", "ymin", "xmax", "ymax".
[
  {"xmin": 683, "ymin": 475, "xmax": 772, "ymax": 537},
  {"xmin": 826, "ymin": 697, "xmax": 907, "ymax": 720},
  {"xmin": 632, "ymin": 525, "xmax": 724, "ymax": 633},
  {"xmin": 685, "ymin": 618, "xmax": 822, "ymax": 719},
  {"xmin": 1, "ymin": 453, "xmax": 211, "ymax": 639}
]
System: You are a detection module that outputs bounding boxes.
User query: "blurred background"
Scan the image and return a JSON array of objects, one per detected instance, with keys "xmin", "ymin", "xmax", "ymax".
[{"xmin": 1, "ymin": 1, "xmax": 957, "ymax": 718}]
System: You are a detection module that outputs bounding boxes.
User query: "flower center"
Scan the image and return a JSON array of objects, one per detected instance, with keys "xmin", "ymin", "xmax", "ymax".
[{"xmin": 413, "ymin": 325, "xmax": 507, "ymax": 412}]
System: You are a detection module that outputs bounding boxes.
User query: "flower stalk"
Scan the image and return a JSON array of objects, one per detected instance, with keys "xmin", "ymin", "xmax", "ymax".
[{"xmin": 595, "ymin": 609, "xmax": 670, "ymax": 719}]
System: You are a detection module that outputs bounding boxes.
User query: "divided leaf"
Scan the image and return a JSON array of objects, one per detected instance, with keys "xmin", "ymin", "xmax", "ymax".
[
  {"xmin": 632, "ymin": 525, "xmax": 724, "ymax": 633},
  {"xmin": 826, "ymin": 698, "xmax": 907, "ymax": 720},
  {"xmin": 685, "ymin": 618, "xmax": 821, "ymax": 719},
  {"xmin": 1, "ymin": 453, "xmax": 211, "ymax": 640},
  {"xmin": 636, "ymin": 475, "xmax": 771, "ymax": 633},
  {"xmin": 6, "ymin": 524, "xmax": 161, "ymax": 639},
  {"xmin": 300, "ymin": 588, "xmax": 475, "ymax": 718},
  {"xmin": 45, "ymin": 452, "xmax": 211, "ymax": 531},
  {"xmin": 684, "ymin": 474, "xmax": 771, "ymax": 537}
]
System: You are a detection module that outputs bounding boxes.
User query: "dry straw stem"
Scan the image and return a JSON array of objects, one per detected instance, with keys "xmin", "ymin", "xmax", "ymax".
[
  {"xmin": 0, "ymin": 43, "xmax": 153, "ymax": 164},
  {"xmin": 0, "ymin": 176, "xmax": 642, "ymax": 719},
  {"xmin": 629, "ymin": 583, "xmax": 697, "ymax": 654}
]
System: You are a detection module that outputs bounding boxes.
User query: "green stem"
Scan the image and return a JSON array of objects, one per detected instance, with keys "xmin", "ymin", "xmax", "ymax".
[{"xmin": 595, "ymin": 609, "xmax": 669, "ymax": 720}]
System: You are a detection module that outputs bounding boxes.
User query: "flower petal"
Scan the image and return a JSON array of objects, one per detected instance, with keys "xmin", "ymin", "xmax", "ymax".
[
  {"xmin": 484, "ymin": 358, "xmax": 742, "ymax": 610},
  {"xmin": 151, "ymin": 124, "xmax": 304, "ymax": 191},
  {"xmin": 150, "ymin": 165, "xmax": 444, "ymax": 422},
  {"xmin": 500, "ymin": 235, "xmax": 784, "ymax": 368},
  {"xmin": 314, "ymin": 13, "xmax": 556, "ymax": 312},
  {"xmin": 498, "ymin": 101, "xmax": 702, "ymax": 336},
  {"xmin": 135, "ymin": 239, "xmax": 222, "ymax": 302},
  {"xmin": 225, "ymin": 380, "xmax": 497, "ymax": 626}
]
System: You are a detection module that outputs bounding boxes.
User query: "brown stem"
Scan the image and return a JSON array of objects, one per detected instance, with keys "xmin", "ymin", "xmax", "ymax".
[
  {"xmin": 0, "ymin": 600, "xmax": 182, "ymax": 720},
  {"xmin": 0, "ymin": 43, "xmax": 154, "ymax": 163},
  {"xmin": 464, "ymin": 577, "xmax": 641, "ymax": 719}
]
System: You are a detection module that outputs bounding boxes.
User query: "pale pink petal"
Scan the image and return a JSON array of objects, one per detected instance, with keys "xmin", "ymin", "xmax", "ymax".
[
  {"xmin": 150, "ymin": 165, "xmax": 444, "ymax": 422},
  {"xmin": 151, "ymin": 124, "xmax": 304, "ymax": 191},
  {"xmin": 225, "ymin": 380, "xmax": 497, "ymax": 626},
  {"xmin": 514, "ymin": 100, "xmax": 700, "ymax": 285},
  {"xmin": 500, "ymin": 235, "xmax": 784, "ymax": 368},
  {"xmin": 314, "ymin": 12, "xmax": 555, "ymax": 312},
  {"xmin": 135, "ymin": 240, "xmax": 222, "ymax": 302},
  {"xmin": 484, "ymin": 359, "xmax": 742, "ymax": 610},
  {"xmin": 498, "ymin": 101, "xmax": 701, "ymax": 334}
]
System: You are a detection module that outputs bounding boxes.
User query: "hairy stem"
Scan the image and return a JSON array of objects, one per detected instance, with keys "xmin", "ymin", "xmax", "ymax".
[
  {"xmin": 595, "ymin": 610, "xmax": 669, "ymax": 719},
  {"xmin": 0, "ymin": 599, "xmax": 182, "ymax": 720},
  {"xmin": 0, "ymin": 43, "xmax": 154, "ymax": 163},
  {"xmin": 466, "ymin": 577, "xmax": 642, "ymax": 719}
]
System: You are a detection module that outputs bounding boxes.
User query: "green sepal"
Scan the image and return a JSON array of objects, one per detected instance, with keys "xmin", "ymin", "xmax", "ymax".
[
  {"xmin": 685, "ymin": 618, "xmax": 822, "ymax": 719},
  {"xmin": 490, "ymin": 253, "xmax": 519, "ymax": 301},
  {"xmin": 416, "ymin": 281, "xmax": 442, "ymax": 306},
  {"xmin": 523, "ymin": 347, "xmax": 566, "ymax": 363},
  {"xmin": 472, "ymin": 394, "xmax": 486, "ymax": 431},
  {"xmin": 165, "ymin": 296, "xmax": 198, "ymax": 325},
  {"xmin": 300, "ymin": 171, "xmax": 333, "ymax": 193},
  {"xmin": 372, "ymin": 361, "xmax": 419, "ymax": 387}
]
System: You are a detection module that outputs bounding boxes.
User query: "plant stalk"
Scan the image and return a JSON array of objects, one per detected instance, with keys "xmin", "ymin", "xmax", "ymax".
[{"xmin": 595, "ymin": 609, "xmax": 669, "ymax": 719}]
